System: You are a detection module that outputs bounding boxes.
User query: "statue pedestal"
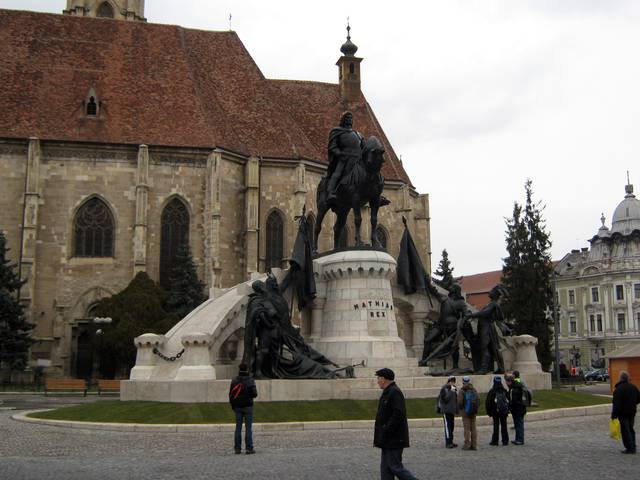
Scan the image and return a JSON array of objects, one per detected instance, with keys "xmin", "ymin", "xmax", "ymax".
[
  {"xmin": 509, "ymin": 334, "xmax": 543, "ymax": 374},
  {"xmin": 312, "ymin": 249, "xmax": 410, "ymax": 367}
]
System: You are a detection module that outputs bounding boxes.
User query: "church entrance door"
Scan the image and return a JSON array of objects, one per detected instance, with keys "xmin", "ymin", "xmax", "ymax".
[{"xmin": 74, "ymin": 326, "xmax": 94, "ymax": 380}]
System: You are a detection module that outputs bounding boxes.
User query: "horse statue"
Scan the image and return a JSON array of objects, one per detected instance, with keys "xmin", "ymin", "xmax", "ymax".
[{"xmin": 313, "ymin": 135, "xmax": 389, "ymax": 253}]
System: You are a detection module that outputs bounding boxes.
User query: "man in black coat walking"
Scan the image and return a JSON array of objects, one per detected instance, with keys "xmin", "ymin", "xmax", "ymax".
[
  {"xmin": 611, "ymin": 371, "xmax": 640, "ymax": 454},
  {"xmin": 374, "ymin": 368, "xmax": 419, "ymax": 480}
]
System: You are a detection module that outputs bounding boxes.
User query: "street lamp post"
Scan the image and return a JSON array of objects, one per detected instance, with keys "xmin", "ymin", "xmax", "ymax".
[
  {"xmin": 93, "ymin": 317, "xmax": 112, "ymax": 379},
  {"xmin": 552, "ymin": 270, "xmax": 561, "ymax": 387}
]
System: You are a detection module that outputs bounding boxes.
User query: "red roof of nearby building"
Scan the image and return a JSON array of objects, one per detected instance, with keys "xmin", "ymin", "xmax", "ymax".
[
  {"xmin": 0, "ymin": 9, "xmax": 411, "ymax": 183},
  {"xmin": 459, "ymin": 269, "xmax": 503, "ymax": 294},
  {"xmin": 459, "ymin": 269, "xmax": 503, "ymax": 309}
]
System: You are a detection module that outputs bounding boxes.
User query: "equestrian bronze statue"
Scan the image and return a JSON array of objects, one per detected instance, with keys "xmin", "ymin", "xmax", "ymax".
[{"xmin": 314, "ymin": 111, "xmax": 390, "ymax": 252}]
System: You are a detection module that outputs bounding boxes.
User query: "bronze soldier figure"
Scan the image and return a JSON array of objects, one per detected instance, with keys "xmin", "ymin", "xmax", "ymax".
[
  {"xmin": 325, "ymin": 111, "xmax": 364, "ymax": 206},
  {"xmin": 468, "ymin": 285, "xmax": 508, "ymax": 375},
  {"xmin": 419, "ymin": 283, "xmax": 470, "ymax": 368}
]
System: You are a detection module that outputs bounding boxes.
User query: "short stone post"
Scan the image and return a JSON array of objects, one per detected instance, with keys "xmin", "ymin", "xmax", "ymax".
[
  {"xmin": 174, "ymin": 332, "xmax": 217, "ymax": 381},
  {"xmin": 130, "ymin": 333, "xmax": 165, "ymax": 380},
  {"xmin": 510, "ymin": 334, "xmax": 543, "ymax": 374}
]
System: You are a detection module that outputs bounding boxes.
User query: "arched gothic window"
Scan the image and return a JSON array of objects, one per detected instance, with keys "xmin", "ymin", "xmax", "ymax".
[
  {"xmin": 376, "ymin": 225, "xmax": 388, "ymax": 252},
  {"xmin": 73, "ymin": 197, "xmax": 114, "ymax": 257},
  {"xmin": 265, "ymin": 211, "xmax": 284, "ymax": 270},
  {"xmin": 97, "ymin": 2, "xmax": 114, "ymax": 18},
  {"xmin": 160, "ymin": 198, "xmax": 190, "ymax": 289}
]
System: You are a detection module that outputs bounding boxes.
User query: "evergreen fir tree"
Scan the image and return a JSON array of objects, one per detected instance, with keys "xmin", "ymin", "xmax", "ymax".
[
  {"xmin": 434, "ymin": 249, "xmax": 455, "ymax": 290},
  {"xmin": 165, "ymin": 242, "xmax": 207, "ymax": 319},
  {"xmin": 0, "ymin": 231, "xmax": 34, "ymax": 370},
  {"xmin": 94, "ymin": 272, "xmax": 174, "ymax": 376},
  {"xmin": 502, "ymin": 180, "xmax": 554, "ymax": 370}
]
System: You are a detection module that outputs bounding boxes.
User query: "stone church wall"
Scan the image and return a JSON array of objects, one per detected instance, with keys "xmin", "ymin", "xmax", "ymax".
[
  {"xmin": 0, "ymin": 141, "xmax": 27, "ymax": 271},
  {"xmin": 0, "ymin": 139, "xmax": 431, "ymax": 376}
]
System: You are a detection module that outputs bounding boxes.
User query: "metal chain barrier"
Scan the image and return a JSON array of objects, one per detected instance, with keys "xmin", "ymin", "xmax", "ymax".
[{"xmin": 152, "ymin": 347, "xmax": 185, "ymax": 362}]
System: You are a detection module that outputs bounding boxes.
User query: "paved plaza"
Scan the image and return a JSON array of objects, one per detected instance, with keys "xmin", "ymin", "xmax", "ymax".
[{"xmin": 0, "ymin": 395, "xmax": 636, "ymax": 480}]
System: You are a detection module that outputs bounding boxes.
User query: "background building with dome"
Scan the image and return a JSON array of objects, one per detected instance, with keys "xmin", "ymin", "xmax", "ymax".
[
  {"xmin": 555, "ymin": 180, "xmax": 640, "ymax": 370},
  {"xmin": 0, "ymin": 3, "xmax": 431, "ymax": 378}
]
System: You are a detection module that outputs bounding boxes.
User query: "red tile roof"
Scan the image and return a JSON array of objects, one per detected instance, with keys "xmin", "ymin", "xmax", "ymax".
[
  {"xmin": 269, "ymin": 80, "xmax": 410, "ymax": 183},
  {"xmin": 0, "ymin": 9, "xmax": 411, "ymax": 183},
  {"xmin": 459, "ymin": 269, "xmax": 503, "ymax": 294},
  {"xmin": 459, "ymin": 269, "xmax": 503, "ymax": 309}
]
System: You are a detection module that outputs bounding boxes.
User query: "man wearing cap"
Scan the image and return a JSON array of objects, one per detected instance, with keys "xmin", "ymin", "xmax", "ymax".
[
  {"xmin": 374, "ymin": 368, "xmax": 419, "ymax": 480},
  {"xmin": 611, "ymin": 370, "xmax": 640, "ymax": 454},
  {"xmin": 437, "ymin": 376, "xmax": 459, "ymax": 448},
  {"xmin": 457, "ymin": 375, "xmax": 479, "ymax": 450}
]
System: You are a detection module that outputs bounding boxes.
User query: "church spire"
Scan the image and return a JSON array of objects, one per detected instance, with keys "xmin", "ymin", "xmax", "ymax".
[
  {"xmin": 336, "ymin": 20, "xmax": 363, "ymax": 102},
  {"xmin": 340, "ymin": 20, "xmax": 358, "ymax": 56}
]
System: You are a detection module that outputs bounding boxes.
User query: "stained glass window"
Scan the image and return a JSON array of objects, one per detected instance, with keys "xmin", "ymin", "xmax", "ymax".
[
  {"xmin": 73, "ymin": 197, "xmax": 114, "ymax": 257},
  {"xmin": 160, "ymin": 198, "xmax": 190, "ymax": 289},
  {"xmin": 265, "ymin": 211, "xmax": 284, "ymax": 270}
]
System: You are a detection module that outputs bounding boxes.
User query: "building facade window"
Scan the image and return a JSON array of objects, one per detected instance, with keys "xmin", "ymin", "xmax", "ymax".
[
  {"xmin": 589, "ymin": 314, "xmax": 596, "ymax": 333},
  {"xmin": 265, "ymin": 211, "xmax": 284, "ymax": 271},
  {"xmin": 591, "ymin": 348, "xmax": 605, "ymax": 368},
  {"xmin": 597, "ymin": 314, "xmax": 603, "ymax": 332},
  {"xmin": 568, "ymin": 289, "xmax": 575, "ymax": 305},
  {"xmin": 569, "ymin": 315, "xmax": 577, "ymax": 335},
  {"xmin": 73, "ymin": 197, "xmax": 114, "ymax": 257},
  {"xmin": 615, "ymin": 285, "xmax": 624, "ymax": 301},
  {"xmin": 97, "ymin": 2, "xmax": 114, "ymax": 18},
  {"xmin": 160, "ymin": 197, "xmax": 190, "ymax": 289},
  {"xmin": 634, "ymin": 283, "xmax": 640, "ymax": 300},
  {"xmin": 617, "ymin": 313, "xmax": 626, "ymax": 333},
  {"xmin": 86, "ymin": 96, "xmax": 98, "ymax": 116},
  {"xmin": 591, "ymin": 287, "xmax": 599, "ymax": 303}
]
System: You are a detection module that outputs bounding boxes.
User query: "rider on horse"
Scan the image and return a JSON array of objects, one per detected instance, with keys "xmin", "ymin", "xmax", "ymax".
[{"xmin": 326, "ymin": 111, "xmax": 364, "ymax": 207}]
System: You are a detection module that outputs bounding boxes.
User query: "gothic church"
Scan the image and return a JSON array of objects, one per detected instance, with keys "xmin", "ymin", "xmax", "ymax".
[{"xmin": 0, "ymin": 1, "xmax": 431, "ymax": 377}]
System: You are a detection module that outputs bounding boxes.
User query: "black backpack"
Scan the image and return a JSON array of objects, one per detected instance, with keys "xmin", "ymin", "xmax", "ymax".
[
  {"xmin": 495, "ymin": 389, "xmax": 509, "ymax": 415},
  {"xmin": 229, "ymin": 377, "xmax": 253, "ymax": 407},
  {"xmin": 229, "ymin": 381, "xmax": 245, "ymax": 403}
]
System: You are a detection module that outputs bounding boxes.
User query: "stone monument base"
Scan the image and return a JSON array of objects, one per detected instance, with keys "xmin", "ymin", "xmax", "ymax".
[{"xmin": 121, "ymin": 371, "xmax": 552, "ymax": 403}]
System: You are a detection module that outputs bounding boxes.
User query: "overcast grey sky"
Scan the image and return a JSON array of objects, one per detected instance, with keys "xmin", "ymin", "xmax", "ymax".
[{"xmin": 3, "ymin": 1, "xmax": 640, "ymax": 276}]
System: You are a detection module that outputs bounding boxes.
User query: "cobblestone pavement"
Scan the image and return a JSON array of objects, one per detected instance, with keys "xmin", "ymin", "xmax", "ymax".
[{"xmin": 1, "ymin": 408, "xmax": 635, "ymax": 480}]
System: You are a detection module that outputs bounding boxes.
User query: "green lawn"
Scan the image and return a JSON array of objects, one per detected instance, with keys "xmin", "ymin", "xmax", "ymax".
[{"xmin": 28, "ymin": 390, "xmax": 609, "ymax": 424}]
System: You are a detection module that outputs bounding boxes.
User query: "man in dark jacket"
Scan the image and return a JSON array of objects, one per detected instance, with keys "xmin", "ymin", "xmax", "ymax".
[
  {"xmin": 438, "ymin": 376, "xmax": 458, "ymax": 448},
  {"xmin": 374, "ymin": 368, "xmax": 419, "ymax": 480},
  {"xmin": 485, "ymin": 376, "xmax": 509, "ymax": 446},
  {"xmin": 506, "ymin": 374, "xmax": 525, "ymax": 445},
  {"xmin": 611, "ymin": 371, "xmax": 640, "ymax": 454},
  {"xmin": 229, "ymin": 363, "xmax": 258, "ymax": 454}
]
